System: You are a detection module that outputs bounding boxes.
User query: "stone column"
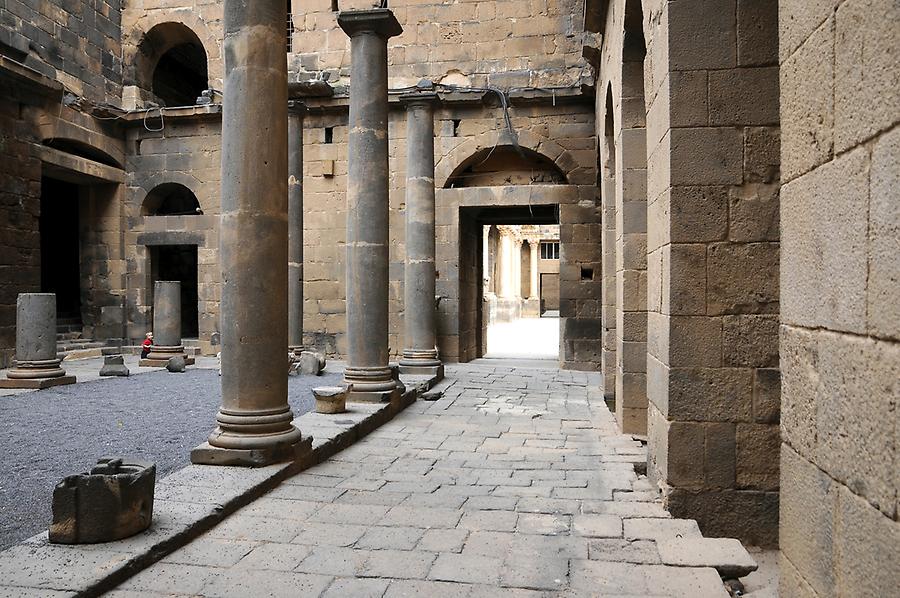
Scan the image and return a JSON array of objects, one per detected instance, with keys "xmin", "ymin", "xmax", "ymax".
[
  {"xmin": 288, "ymin": 101, "xmax": 306, "ymax": 353},
  {"xmin": 338, "ymin": 9, "xmax": 403, "ymax": 403},
  {"xmin": 191, "ymin": 0, "xmax": 307, "ymax": 466},
  {"xmin": 530, "ymin": 239, "xmax": 539, "ymax": 299},
  {"xmin": 0, "ymin": 293, "xmax": 75, "ymax": 389},
  {"xmin": 141, "ymin": 281, "xmax": 193, "ymax": 367},
  {"xmin": 398, "ymin": 91, "xmax": 443, "ymax": 379}
]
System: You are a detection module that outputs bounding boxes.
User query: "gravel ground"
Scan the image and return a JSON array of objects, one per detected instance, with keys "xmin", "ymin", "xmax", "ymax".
[{"xmin": 0, "ymin": 367, "xmax": 343, "ymax": 551}]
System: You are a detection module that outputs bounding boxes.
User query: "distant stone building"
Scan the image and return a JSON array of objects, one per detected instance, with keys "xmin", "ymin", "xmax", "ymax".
[{"xmin": 0, "ymin": 0, "xmax": 896, "ymax": 593}]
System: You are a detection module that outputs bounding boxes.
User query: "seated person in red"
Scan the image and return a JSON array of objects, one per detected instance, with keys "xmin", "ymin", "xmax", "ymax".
[{"xmin": 141, "ymin": 332, "xmax": 153, "ymax": 359}]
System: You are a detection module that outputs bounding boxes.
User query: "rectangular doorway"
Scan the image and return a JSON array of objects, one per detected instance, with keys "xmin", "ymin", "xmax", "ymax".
[
  {"xmin": 39, "ymin": 177, "xmax": 82, "ymax": 323},
  {"xmin": 150, "ymin": 245, "xmax": 199, "ymax": 338},
  {"xmin": 540, "ymin": 272, "xmax": 560, "ymax": 313}
]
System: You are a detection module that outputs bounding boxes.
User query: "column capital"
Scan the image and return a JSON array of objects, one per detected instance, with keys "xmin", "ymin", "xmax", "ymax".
[
  {"xmin": 287, "ymin": 100, "xmax": 308, "ymax": 115},
  {"xmin": 338, "ymin": 9, "xmax": 403, "ymax": 39},
  {"xmin": 399, "ymin": 90, "xmax": 439, "ymax": 108}
]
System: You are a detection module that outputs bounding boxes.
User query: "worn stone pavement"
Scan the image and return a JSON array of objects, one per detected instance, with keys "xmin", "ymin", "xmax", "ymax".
[{"xmin": 108, "ymin": 361, "xmax": 736, "ymax": 597}]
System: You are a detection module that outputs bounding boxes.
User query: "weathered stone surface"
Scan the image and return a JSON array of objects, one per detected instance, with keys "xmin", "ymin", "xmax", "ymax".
[
  {"xmin": 1, "ymin": 294, "xmax": 75, "ymax": 388},
  {"xmin": 313, "ymin": 386, "xmax": 347, "ymax": 414},
  {"xmin": 166, "ymin": 356, "xmax": 186, "ymax": 373},
  {"xmin": 50, "ymin": 458, "xmax": 155, "ymax": 544},
  {"xmin": 657, "ymin": 537, "xmax": 757, "ymax": 578},
  {"xmin": 99, "ymin": 354, "xmax": 130, "ymax": 377},
  {"xmin": 299, "ymin": 351, "xmax": 326, "ymax": 376}
]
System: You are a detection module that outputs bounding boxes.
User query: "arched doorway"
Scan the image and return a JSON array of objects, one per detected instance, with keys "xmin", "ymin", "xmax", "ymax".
[{"xmin": 135, "ymin": 23, "xmax": 209, "ymax": 107}]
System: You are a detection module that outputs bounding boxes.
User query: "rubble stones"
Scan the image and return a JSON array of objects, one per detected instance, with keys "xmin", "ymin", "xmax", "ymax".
[
  {"xmin": 166, "ymin": 356, "xmax": 186, "ymax": 373},
  {"xmin": 99, "ymin": 355, "xmax": 130, "ymax": 377},
  {"xmin": 49, "ymin": 458, "xmax": 155, "ymax": 544},
  {"xmin": 313, "ymin": 386, "xmax": 347, "ymax": 414},
  {"xmin": 299, "ymin": 351, "xmax": 326, "ymax": 376}
]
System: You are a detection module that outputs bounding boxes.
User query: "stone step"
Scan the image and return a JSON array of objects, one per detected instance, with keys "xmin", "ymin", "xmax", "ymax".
[
  {"xmin": 56, "ymin": 331, "xmax": 82, "ymax": 341},
  {"xmin": 656, "ymin": 536, "xmax": 758, "ymax": 578},
  {"xmin": 57, "ymin": 340, "xmax": 106, "ymax": 352}
]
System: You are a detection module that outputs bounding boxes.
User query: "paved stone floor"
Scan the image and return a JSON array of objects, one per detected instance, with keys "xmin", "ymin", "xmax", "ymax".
[
  {"xmin": 486, "ymin": 316, "xmax": 559, "ymax": 360},
  {"xmin": 108, "ymin": 361, "xmax": 751, "ymax": 597}
]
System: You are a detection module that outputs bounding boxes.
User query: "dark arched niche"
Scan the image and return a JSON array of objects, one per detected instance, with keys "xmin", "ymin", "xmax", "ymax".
[
  {"xmin": 445, "ymin": 146, "xmax": 567, "ymax": 188},
  {"xmin": 142, "ymin": 183, "xmax": 202, "ymax": 216},
  {"xmin": 135, "ymin": 23, "xmax": 208, "ymax": 107}
]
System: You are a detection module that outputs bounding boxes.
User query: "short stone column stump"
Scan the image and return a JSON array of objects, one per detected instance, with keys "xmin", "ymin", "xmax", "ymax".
[
  {"xmin": 0, "ymin": 293, "xmax": 75, "ymax": 390},
  {"xmin": 99, "ymin": 355, "xmax": 130, "ymax": 377},
  {"xmin": 49, "ymin": 457, "xmax": 156, "ymax": 544},
  {"xmin": 313, "ymin": 386, "xmax": 347, "ymax": 414}
]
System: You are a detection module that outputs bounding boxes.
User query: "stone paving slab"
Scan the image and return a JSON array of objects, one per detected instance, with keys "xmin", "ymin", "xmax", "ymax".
[
  {"xmin": 91, "ymin": 361, "xmax": 753, "ymax": 597},
  {"xmin": 0, "ymin": 370, "xmax": 437, "ymax": 597}
]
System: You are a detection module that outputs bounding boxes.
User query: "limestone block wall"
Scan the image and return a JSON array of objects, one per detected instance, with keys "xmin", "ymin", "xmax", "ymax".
[
  {"xmin": 289, "ymin": 0, "xmax": 588, "ymax": 90},
  {"xmin": 778, "ymin": 0, "xmax": 899, "ymax": 594},
  {"xmin": 124, "ymin": 115, "xmax": 223, "ymax": 353},
  {"xmin": 593, "ymin": 0, "xmax": 782, "ymax": 546},
  {"xmin": 302, "ymin": 99, "xmax": 598, "ymax": 362},
  {"xmin": 0, "ymin": 0, "xmax": 123, "ymax": 103},
  {"xmin": 120, "ymin": 0, "xmax": 224, "ymax": 106}
]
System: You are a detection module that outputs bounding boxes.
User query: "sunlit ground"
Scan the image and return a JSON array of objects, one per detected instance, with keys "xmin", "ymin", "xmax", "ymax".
[{"xmin": 486, "ymin": 315, "xmax": 559, "ymax": 360}]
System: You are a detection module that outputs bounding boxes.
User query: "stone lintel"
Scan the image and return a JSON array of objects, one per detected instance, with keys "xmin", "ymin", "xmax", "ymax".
[
  {"xmin": 0, "ymin": 375, "xmax": 76, "ymax": 389},
  {"xmin": 191, "ymin": 436, "xmax": 313, "ymax": 467},
  {"xmin": 337, "ymin": 9, "xmax": 403, "ymax": 39}
]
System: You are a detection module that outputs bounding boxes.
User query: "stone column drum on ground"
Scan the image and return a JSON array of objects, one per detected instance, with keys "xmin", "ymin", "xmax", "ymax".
[
  {"xmin": 140, "ymin": 281, "xmax": 194, "ymax": 367},
  {"xmin": 0, "ymin": 293, "xmax": 76, "ymax": 389},
  {"xmin": 191, "ymin": 0, "xmax": 309, "ymax": 466},
  {"xmin": 288, "ymin": 101, "xmax": 306, "ymax": 353},
  {"xmin": 339, "ymin": 9, "xmax": 403, "ymax": 403},
  {"xmin": 399, "ymin": 91, "xmax": 443, "ymax": 379}
]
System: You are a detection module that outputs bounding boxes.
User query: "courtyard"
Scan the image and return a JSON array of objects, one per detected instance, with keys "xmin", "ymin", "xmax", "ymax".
[{"xmin": 0, "ymin": 357, "xmax": 342, "ymax": 551}]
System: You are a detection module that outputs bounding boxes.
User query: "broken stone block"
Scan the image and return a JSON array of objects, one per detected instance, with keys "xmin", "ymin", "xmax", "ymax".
[
  {"xmin": 656, "ymin": 536, "xmax": 758, "ymax": 578},
  {"xmin": 166, "ymin": 356, "xmax": 186, "ymax": 373},
  {"xmin": 50, "ymin": 457, "xmax": 155, "ymax": 544},
  {"xmin": 313, "ymin": 386, "xmax": 347, "ymax": 414},
  {"xmin": 99, "ymin": 355, "xmax": 130, "ymax": 377},
  {"xmin": 299, "ymin": 350, "xmax": 326, "ymax": 375}
]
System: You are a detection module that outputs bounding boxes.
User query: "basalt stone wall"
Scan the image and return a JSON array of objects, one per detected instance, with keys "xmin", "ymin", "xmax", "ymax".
[
  {"xmin": 592, "ymin": 0, "xmax": 782, "ymax": 546},
  {"xmin": 0, "ymin": 0, "xmax": 123, "ymax": 103},
  {"xmin": 778, "ymin": 0, "xmax": 899, "ymax": 595},
  {"xmin": 0, "ymin": 91, "xmax": 42, "ymax": 368}
]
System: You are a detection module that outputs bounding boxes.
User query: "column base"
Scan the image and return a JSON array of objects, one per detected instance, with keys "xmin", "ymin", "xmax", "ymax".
[
  {"xmin": 0, "ymin": 375, "xmax": 76, "ymax": 389},
  {"xmin": 343, "ymin": 364, "xmax": 399, "ymax": 403},
  {"xmin": 191, "ymin": 435, "xmax": 312, "ymax": 467},
  {"xmin": 140, "ymin": 356, "xmax": 195, "ymax": 367},
  {"xmin": 398, "ymin": 362, "xmax": 444, "ymax": 380}
]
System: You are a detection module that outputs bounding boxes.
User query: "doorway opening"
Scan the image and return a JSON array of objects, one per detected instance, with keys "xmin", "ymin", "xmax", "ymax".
[
  {"xmin": 460, "ymin": 204, "xmax": 560, "ymax": 362},
  {"xmin": 39, "ymin": 177, "xmax": 82, "ymax": 324},
  {"xmin": 150, "ymin": 245, "xmax": 199, "ymax": 338}
]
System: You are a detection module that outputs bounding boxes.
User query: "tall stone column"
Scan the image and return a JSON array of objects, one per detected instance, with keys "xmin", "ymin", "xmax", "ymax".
[
  {"xmin": 339, "ymin": 9, "xmax": 403, "ymax": 403},
  {"xmin": 399, "ymin": 91, "xmax": 442, "ymax": 378},
  {"xmin": 530, "ymin": 239, "xmax": 539, "ymax": 299},
  {"xmin": 288, "ymin": 101, "xmax": 306, "ymax": 352},
  {"xmin": 192, "ymin": 0, "xmax": 307, "ymax": 466},
  {"xmin": 0, "ymin": 293, "xmax": 75, "ymax": 389},
  {"xmin": 141, "ymin": 281, "xmax": 193, "ymax": 367}
]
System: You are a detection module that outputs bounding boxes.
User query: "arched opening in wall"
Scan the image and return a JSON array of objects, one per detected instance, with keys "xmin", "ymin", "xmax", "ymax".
[
  {"xmin": 142, "ymin": 183, "xmax": 202, "ymax": 216},
  {"xmin": 445, "ymin": 146, "xmax": 566, "ymax": 188},
  {"xmin": 615, "ymin": 0, "xmax": 650, "ymax": 434},
  {"xmin": 136, "ymin": 23, "xmax": 208, "ymax": 107}
]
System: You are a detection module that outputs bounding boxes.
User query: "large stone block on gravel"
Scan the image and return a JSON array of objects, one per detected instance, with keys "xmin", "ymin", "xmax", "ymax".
[
  {"xmin": 50, "ymin": 458, "xmax": 155, "ymax": 544},
  {"xmin": 99, "ymin": 355, "xmax": 129, "ymax": 377},
  {"xmin": 300, "ymin": 351, "xmax": 326, "ymax": 375},
  {"xmin": 657, "ymin": 537, "xmax": 758, "ymax": 578}
]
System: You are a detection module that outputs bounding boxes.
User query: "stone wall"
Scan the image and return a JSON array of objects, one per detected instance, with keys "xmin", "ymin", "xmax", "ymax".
[
  {"xmin": 0, "ymin": 0, "xmax": 122, "ymax": 103},
  {"xmin": 778, "ymin": 0, "xmax": 899, "ymax": 594},
  {"xmin": 592, "ymin": 0, "xmax": 782, "ymax": 545},
  {"xmin": 0, "ymin": 90, "xmax": 42, "ymax": 368},
  {"xmin": 289, "ymin": 0, "xmax": 587, "ymax": 90}
]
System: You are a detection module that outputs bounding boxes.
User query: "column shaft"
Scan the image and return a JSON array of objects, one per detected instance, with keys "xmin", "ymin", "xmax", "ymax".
[
  {"xmin": 144, "ymin": 280, "xmax": 192, "ymax": 365},
  {"xmin": 288, "ymin": 104, "xmax": 306, "ymax": 350},
  {"xmin": 339, "ymin": 9, "xmax": 403, "ymax": 401},
  {"xmin": 399, "ymin": 92, "xmax": 442, "ymax": 377},
  {"xmin": 0, "ymin": 293, "xmax": 75, "ymax": 388},
  {"xmin": 193, "ymin": 0, "xmax": 305, "ymax": 465}
]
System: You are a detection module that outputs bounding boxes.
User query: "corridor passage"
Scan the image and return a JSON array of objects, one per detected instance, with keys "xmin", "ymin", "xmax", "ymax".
[{"xmin": 112, "ymin": 363, "xmax": 735, "ymax": 597}]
